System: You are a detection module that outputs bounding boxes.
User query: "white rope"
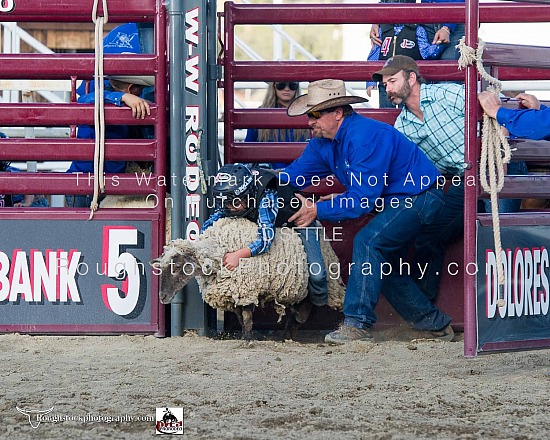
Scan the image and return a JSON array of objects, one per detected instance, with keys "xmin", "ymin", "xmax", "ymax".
[
  {"xmin": 89, "ymin": 0, "xmax": 109, "ymax": 220},
  {"xmin": 458, "ymin": 37, "xmax": 510, "ymax": 307}
]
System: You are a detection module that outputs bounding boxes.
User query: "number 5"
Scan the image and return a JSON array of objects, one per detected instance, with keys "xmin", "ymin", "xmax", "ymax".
[{"xmin": 101, "ymin": 226, "xmax": 140, "ymax": 316}]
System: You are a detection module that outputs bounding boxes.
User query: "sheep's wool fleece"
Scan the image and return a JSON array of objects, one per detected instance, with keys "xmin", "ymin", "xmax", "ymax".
[{"xmin": 193, "ymin": 218, "xmax": 309, "ymax": 319}]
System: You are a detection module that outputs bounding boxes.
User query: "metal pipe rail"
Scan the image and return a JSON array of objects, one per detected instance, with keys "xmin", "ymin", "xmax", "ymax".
[
  {"xmin": 223, "ymin": 2, "xmax": 550, "ymax": 164},
  {"xmin": 0, "ymin": 139, "xmax": 157, "ymax": 162},
  {"xmin": 0, "ymin": 54, "xmax": 157, "ymax": 79},
  {"xmin": 225, "ymin": 3, "xmax": 550, "ymax": 25},
  {"xmin": 0, "ymin": 0, "xmax": 157, "ymax": 22},
  {"xmin": 0, "ymin": 0, "xmax": 167, "ymax": 199}
]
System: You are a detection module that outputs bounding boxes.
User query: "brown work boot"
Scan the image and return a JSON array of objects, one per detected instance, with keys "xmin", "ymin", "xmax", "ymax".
[
  {"xmin": 414, "ymin": 324, "xmax": 455, "ymax": 342},
  {"xmin": 325, "ymin": 324, "xmax": 374, "ymax": 344}
]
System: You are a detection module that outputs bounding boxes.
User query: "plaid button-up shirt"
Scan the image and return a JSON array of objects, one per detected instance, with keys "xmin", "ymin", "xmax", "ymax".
[{"xmin": 395, "ymin": 83, "xmax": 465, "ymax": 176}]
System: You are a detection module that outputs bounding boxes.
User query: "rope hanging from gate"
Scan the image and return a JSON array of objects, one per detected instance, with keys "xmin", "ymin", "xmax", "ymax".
[
  {"xmin": 89, "ymin": 0, "xmax": 109, "ymax": 220},
  {"xmin": 458, "ymin": 37, "xmax": 511, "ymax": 308}
]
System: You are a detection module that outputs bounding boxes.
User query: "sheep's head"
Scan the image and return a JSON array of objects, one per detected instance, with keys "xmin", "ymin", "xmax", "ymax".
[{"xmin": 150, "ymin": 239, "xmax": 201, "ymax": 304}]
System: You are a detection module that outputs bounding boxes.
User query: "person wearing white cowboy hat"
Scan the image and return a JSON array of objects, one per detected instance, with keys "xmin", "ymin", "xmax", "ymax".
[{"xmin": 281, "ymin": 78, "xmax": 454, "ymax": 344}]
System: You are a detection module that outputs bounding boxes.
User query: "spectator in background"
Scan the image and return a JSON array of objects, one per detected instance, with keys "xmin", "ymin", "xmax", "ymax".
[
  {"xmin": 367, "ymin": 0, "xmax": 445, "ymax": 108},
  {"xmin": 370, "ymin": 1, "xmax": 464, "ymax": 61},
  {"xmin": 67, "ymin": 22, "xmax": 154, "ymax": 208},
  {"xmin": 367, "ymin": 0, "xmax": 464, "ymax": 107},
  {"xmin": 245, "ymin": 82, "xmax": 310, "ymax": 169},
  {"xmin": 421, "ymin": 0, "xmax": 465, "ymax": 61},
  {"xmin": 65, "ymin": 75, "xmax": 153, "ymax": 208},
  {"xmin": 0, "ymin": 132, "xmax": 49, "ymax": 208}
]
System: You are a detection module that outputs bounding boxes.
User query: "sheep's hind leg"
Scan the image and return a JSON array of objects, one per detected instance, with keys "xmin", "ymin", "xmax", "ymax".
[
  {"xmin": 283, "ymin": 310, "xmax": 298, "ymax": 340},
  {"xmin": 241, "ymin": 305, "xmax": 254, "ymax": 341},
  {"xmin": 283, "ymin": 298, "xmax": 312, "ymax": 340}
]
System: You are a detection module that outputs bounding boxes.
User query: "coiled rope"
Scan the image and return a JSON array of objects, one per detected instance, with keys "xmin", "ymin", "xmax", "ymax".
[
  {"xmin": 90, "ymin": 0, "xmax": 109, "ymax": 219},
  {"xmin": 458, "ymin": 37, "xmax": 510, "ymax": 307}
]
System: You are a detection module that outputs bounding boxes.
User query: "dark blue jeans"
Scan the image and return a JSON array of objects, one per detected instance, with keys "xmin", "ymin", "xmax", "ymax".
[
  {"xmin": 343, "ymin": 188, "xmax": 451, "ymax": 331},
  {"xmin": 424, "ymin": 23, "xmax": 465, "ymax": 61},
  {"xmin": 296, "ymin": 221, "xmax": 328, "ymax": 306},
  {"xmin": 65, "ymin": 195, "xmax": 104, "ymax": 208},
  {"xmin": 414, "ymin": 161, "xmax": 527, "ymax": 300},
  {"xmin": 412, "ymin": 183, "xmax": 464, "ymax": 300}
]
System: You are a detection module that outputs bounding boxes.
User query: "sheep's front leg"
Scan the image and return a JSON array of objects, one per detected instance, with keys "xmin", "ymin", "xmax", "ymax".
[
  {"xmin": 234, "ymin": 307, "xmax": 245, "ymax": 330},
  {"xmin": 241, "ymin": 305, "xmax": 254, "ymax": 341}
]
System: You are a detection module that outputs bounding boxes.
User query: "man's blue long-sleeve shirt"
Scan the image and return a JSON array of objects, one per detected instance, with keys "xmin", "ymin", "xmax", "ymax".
[
  {"xmin": 280, "ymin": 113, "xmax": 441, "ymax": 222},
  {"xmin": 497, "ymin": 104, "xmax": 550, "ymax": 141}
]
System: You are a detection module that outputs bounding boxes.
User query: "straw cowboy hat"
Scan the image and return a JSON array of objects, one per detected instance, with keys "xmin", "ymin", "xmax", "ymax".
[{"xmin": 287, "ymin": 79, "xmax": 367, "ymax": 116}]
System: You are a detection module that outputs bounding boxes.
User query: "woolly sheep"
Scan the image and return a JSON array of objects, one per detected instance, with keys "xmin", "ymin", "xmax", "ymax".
[{"xmin": 150, "ymin": 217, "xmax": 345, "ymax": 340}]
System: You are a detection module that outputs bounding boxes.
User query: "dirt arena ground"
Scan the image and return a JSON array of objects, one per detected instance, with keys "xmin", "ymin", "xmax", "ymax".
[{"xmin": 1, "ymin": 329, "xmax": 549, "ymax": 439}]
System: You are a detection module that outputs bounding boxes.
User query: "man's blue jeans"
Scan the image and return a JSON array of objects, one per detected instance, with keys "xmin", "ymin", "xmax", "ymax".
[
  {"xmin": 296, "ymin": 221, "xmax": 328, "ymax": 306},
  {"xmin": 414, "ymin": 162, "xmax": 527, "ymax": 301},
  {"xmin": 424, "ymin": 23, "xmax": 465, "ymax": 61},
  {"xmin": 343, "ymin": 188, "xmax": 452, "ymax": 331}
]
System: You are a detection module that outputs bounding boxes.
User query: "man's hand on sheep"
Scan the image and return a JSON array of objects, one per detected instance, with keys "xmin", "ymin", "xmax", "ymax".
[
  {"xmin": 288, "ymin": 193, "xmax": 317, "ymax": 228},
  {"xmin": 223, "ymin": 247, "xmax": 252, "ymax": 271}
]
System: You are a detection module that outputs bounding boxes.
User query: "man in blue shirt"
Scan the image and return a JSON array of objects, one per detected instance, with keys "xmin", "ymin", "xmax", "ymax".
[
  {"xmin": 65, "ymin": 76, "xmax": 153, "ymax": 208},
  {"xmin": 283, "ymin": 79, "xmax": 454, "ymax": 344},
  {"xmin": 479, "ymin": 91, "xmax": 550, "ymax": 140}
]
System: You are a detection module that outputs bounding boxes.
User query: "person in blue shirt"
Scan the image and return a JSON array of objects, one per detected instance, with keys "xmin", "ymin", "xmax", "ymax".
[
  {"xmin": 368, "ymin": 0, "xmax": 465, "ymax": 107},
  {"xmin": 366, "ymin": 0, "xmax": 445, "ymax": 108},
  {"xmin": 245, "ymin": 81, "xmax": 310, "ymax": 170},
  {"xmin": 0, "ymin": 132, "xmax": 49, "ymax": 208},
  {"xmin": 203, "ymin": 163, "xmax": 328, "ymax": 329},
  {"xmin": 66, "ymin": 22, "xmax": 154, "ymax": 208},
  {"xmin": 283, "ymin": 79, "xmax": 454, "ymax": 344},
  {"xmin": 65, "ymin": 76, "xmax": 153, "ymax": 208},
  {"xmin": 479, "ymin": 91, "xmax": 550, "ymax": 140}
]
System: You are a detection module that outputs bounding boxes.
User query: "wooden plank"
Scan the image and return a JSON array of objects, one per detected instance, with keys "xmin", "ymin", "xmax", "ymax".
[
  {"xmin": 480, "ymin": 176, "xmax": 550, "ymax": 198},
  {"xmin": 510, "ymin": 139, "xmax": 550, "ymax": 161},
  {"xmin": 484, "ymin": 43, "xmax": 550, "ymax": 69}
]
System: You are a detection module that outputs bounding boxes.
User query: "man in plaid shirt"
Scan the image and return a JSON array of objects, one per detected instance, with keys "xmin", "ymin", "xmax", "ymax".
[{"xmin": 373, "ymin": 55, "xmax": 525, "ymax": 299}]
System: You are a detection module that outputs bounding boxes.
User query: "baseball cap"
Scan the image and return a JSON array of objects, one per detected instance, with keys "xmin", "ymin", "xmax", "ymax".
[{"xmin": 372, "ymin": 55, "xmax": 419, "ymax": 82}]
